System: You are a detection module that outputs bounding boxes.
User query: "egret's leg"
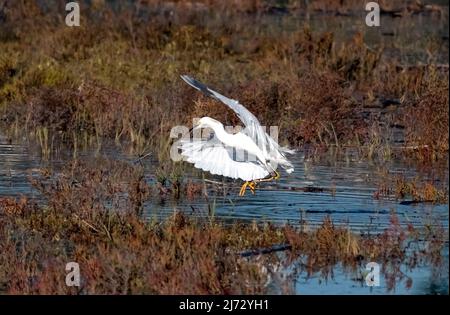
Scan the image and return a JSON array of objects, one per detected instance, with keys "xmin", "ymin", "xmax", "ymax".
[
  {"xmin": 239, "ymin": 181, "xmax": 249, "ymax": 196},
  {"xmin": 239, "ymin": 173, "xmax": 279, "ymax": 196},
  {"xmin": 255, "ymin": 171, "xmax": 281, "ymax": 183},
  {"xmin": 248, "ymin": 181, "xmax": 257, "ymax": 194},
  {"xmin": 274, "ymin": 170, "xmax": 280, "ymax": 180}
]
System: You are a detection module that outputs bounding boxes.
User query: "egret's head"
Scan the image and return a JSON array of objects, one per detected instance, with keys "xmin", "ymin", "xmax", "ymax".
[{"xmin": 194, "ymin": 117, "xmax": 219, "ymax": 130}]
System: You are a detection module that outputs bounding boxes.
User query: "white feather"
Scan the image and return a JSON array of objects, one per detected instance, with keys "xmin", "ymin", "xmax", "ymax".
[{"xmin": 180, "ymin": 139, "xmax": 269, "ymax": 181}]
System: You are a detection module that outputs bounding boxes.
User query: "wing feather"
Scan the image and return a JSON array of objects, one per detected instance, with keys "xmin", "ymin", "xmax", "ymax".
[
  {"xmin": 181, "ymin": 75, "xmax": 265, "ymax": 146},
  {"xmin": 178, "ymin": 139, "xmax": 269, "ymax": 181},
  {"xmin": 181, "ymin": 75, "xmax": 293, "ymax": 158},
  {"xmin": 180, "ymin": 75, "xmax": 295, "ymax": 173}
]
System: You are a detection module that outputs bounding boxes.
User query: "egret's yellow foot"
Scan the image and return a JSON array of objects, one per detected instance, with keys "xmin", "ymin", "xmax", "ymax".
[
  {"xmin": 239, "ymin": 181, "xmax": 258, "ymax": 196},
  {"xmin": 239, "ymin": 181, "xmax": 249, "ymax": 196},
  {"xmin": 248, "ymin": 181, "xmax": 257, "ymax": 195},
  {"xmin": 239, "ymin": 173, "xmax": 278, "ymax": 196}
]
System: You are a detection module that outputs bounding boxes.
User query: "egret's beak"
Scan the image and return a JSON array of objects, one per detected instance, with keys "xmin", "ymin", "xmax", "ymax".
[
  {"xmin": 188, "ymin": 124, "xmax": 202, "ymax": 140},
  {"xmin": 188, "ymin": 125, "xmax": 199, "ymax": 134}
]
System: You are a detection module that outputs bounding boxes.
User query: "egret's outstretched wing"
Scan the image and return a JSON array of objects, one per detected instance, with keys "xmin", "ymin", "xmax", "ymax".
[
  {"xmin": 178, "ymin": 139, "xmax": 269, "ymax": 181},
  {"xmin": 180, "ymin": 75, "xmax": 269, "ymax": 151},
  {"xmin": 181, "ymin": 75, "xmax": 295, "ymax": 174}
]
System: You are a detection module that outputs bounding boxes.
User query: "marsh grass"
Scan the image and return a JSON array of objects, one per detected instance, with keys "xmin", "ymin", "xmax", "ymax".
[
  {"xmin": 374, "ymin": 172, "xmax": 448, "ymax": 203},
  {"xmin": 0, "ymin": 0, "xmax": 447, "ymax": 164},
  {"xmin": 0, "ymin": 158, "xmax": 446, "ymax": 294}
]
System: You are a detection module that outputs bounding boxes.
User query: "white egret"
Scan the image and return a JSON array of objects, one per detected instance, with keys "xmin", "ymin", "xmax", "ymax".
[{"xmin": 179, "ymin": 75, "xmax": 294, "ymax": 196}]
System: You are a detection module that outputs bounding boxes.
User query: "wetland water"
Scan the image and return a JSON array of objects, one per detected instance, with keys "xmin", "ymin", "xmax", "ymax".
[{"xmin": 1, "ymin": 135, "xmax": 448, "ymax": 294}]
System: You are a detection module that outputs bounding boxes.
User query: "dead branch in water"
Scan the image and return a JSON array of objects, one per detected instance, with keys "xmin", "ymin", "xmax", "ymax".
[{"xmin": 239, "ymin": 244, "xmax": 292, "ymax": 257}]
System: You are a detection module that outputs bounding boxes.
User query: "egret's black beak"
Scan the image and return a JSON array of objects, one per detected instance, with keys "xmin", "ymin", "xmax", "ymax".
[{"xmin": 186, "ymin": 126, "xmax": 199, "ymax": 138}]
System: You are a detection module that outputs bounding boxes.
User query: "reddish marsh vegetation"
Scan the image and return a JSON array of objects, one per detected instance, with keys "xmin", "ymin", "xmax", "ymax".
[
  {"xmin": 0, "ymin": 159, "xmax": 446, "ymax": 294},
  {"xmin": 373, "ymin": 166, "xmax": 448, "ymax": 203},
  {"xmin": 0, "ymin": 0, "xmax": 448, "ymax": 162}
]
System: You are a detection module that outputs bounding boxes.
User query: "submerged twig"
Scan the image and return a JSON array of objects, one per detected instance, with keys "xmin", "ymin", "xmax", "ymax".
[{"xmin": 239, "ymin": 244, "xmax": 292, "ymax": 257}]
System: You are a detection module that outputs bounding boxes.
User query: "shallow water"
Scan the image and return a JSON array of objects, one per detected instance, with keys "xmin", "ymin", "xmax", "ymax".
[
  {"xmin": 148, "ymin": 155, "xmax": 448, "ymax": 232},
  {"xmin": 1, "ymin": 136, "xmax": 448, "ymax": 231},
  {"xmin": 1, "ymin": 135, "xmax": 448, "ymax": 294},
  {"xmin": 293, "ymin": 250, "xmax": 449, "ymax": 295}
]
